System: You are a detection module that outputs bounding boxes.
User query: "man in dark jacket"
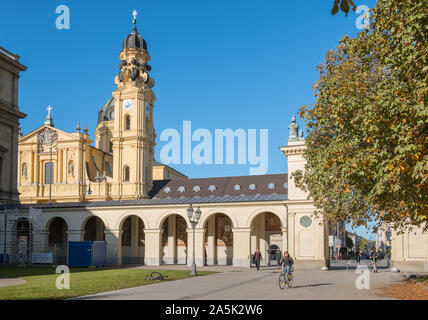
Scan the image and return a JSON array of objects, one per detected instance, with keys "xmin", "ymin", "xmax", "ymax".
[
  {"xmin": 276, "ymin": 249, "xmax": 282, "ymax": 266},
  {"xmin": 356, "ymin": 250, "xmax": 361, "ymax": 265},
  {"xmin": 253, "ymin": 249, "xmax": 262, "ymax": 271}
]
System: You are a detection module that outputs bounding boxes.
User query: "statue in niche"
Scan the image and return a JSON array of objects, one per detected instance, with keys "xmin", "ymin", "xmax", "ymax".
[{"xmin": 68, "ymin": 161, "xmax": 74, "ymax": 176}]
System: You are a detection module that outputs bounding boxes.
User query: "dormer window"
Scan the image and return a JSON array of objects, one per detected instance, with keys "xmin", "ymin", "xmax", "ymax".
[
  {"xmin": 268, "ymin": 183, "xmax": 275, "ymax": 189},
  {"xmin": 193, "ymin": 186, "xmax": 201, "ymax": 192},
  {"xmin": 284, "ymin": 183, "xmax": 288, "ymax": 189},
  {"xmin": 178, "ymin": 186, "xmax": 186, "ymax": 193},
  {"xmin": 208, "ymin": 185, "xmax": 217, "ymax": 192},
  {"xmin": 164, "ymin": 187, "xmax": 171, "ymax": 193},
  {"xmin": 234, "ymin": 184, "xmax": 241, "ymax": 191},
  {"xmin": 249, "ymin": 184, "xmax": 256, "ymax": 190}
]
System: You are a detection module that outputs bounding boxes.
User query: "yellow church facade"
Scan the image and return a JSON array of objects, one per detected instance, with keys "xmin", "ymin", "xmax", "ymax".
[
  {"xmin": 5, "ymin": 14, "xmax": 331, "ymax": 270},
  {"xmin": 17, "ymin": 121, "xmax": 185, "ymax": 204}
]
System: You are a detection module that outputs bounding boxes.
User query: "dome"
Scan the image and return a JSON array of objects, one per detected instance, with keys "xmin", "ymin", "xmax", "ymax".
[
  {"xmin": 122, "ymin": 23, "xmax": 147, "ymax": 51},
  {"xmin": 97, "ymin": 97, "xmax": 115, "ymax": 124}
]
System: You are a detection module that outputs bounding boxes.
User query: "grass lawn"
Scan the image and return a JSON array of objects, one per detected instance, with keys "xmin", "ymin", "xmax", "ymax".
[
  {"xmin": 0, "ymin": 266, "xmax": 214, "ymax": 300},
  {"xmin": 416, "ymin": 276, "xmax": 428, "ymax": 285}
]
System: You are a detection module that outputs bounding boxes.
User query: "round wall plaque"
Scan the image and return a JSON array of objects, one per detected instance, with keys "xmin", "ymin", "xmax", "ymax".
[{"xmin": 300, "ymin": 215, "xmax": 312, "ymax": 228}]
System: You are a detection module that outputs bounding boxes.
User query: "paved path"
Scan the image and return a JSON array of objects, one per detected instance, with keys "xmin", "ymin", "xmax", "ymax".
[
  {"xmin": 76, "ymin": 262, "xmax": 405, "ymax": 300},
  {"xmin": 0, "ymin": 278, "xmax": 26, "ymax": 288}
]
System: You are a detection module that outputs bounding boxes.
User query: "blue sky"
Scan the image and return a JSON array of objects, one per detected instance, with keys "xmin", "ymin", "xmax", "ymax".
[{"xmin": 0, "ymin": 0, "xmax": 377, "ymax": 239}]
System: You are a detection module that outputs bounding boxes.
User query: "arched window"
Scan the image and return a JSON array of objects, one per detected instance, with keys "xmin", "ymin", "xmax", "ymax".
[
  {"xmin": 22, "ymin": 163, "xmax": 27, "ymax": 177},
  {"xmin": 123, "ymin": 166, "xmax": 130, "ymax": 182},
  {"xmin": 125, "ymin": 115, "xmax": 131, "ymax": 130}
]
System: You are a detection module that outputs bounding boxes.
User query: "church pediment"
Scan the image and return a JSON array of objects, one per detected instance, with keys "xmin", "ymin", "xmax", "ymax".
[{"xmin": 19, "ymin": 125, "xmax": 82, "ymax": 145}]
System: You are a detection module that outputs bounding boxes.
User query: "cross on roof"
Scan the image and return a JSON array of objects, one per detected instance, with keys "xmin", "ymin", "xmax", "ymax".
[
  {"xmin": 47, "ymin": 105, "xmax": 52, "ymax": 115},
  {"xmin": 132, "ymin": 10, "xmax": 137, "ymax": 21}
]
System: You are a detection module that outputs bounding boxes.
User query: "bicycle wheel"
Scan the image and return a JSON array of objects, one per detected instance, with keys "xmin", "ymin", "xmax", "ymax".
[
  {"xmin": 279, "ymin": 273, "xmax": 286, "ymax": 290},
  {"xmin": 287, "ymin": 273, "xmax": 293, "ymax": 288}
]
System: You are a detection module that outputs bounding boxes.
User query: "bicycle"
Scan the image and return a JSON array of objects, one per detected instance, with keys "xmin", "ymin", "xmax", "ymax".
[{"xmin": 279, "ymin": 266, "xmax": 293, "ymax": 289}]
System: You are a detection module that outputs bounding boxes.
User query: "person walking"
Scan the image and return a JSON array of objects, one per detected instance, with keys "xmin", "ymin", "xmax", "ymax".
[
  {"xmin": 253, "ymin": 249, "xmax": 262, "ymax": 271},
  {"xmin": 276, "ymin": 249, "xmax": 281, "ymax": 266},
  {"xmin": 371, "ymin": 248, "xmax": 378, "ymax": 272},
  {"xmin": 356, "ymin": 250, "xmax": 361, "ymax": 266}
]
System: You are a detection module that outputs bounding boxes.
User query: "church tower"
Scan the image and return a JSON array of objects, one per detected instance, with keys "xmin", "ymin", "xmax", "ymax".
[{"xmin": 110, "ymin": 11, "xmax": 156, "ymax": 200}]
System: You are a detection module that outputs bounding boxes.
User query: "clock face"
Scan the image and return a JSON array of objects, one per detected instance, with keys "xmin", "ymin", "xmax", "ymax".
[
  {"xmin": 145, "ymin": 102, "xmax": 150, "ymax": 114},
  {"xmin": 122, "ymin": 99, "xmax": 133, "ymax": 111}
]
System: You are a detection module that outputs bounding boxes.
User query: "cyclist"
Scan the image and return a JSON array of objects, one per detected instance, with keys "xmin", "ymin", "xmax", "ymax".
[{"xmin": 280, "ymin": 251, "xmax": 294, "ymax": 275}]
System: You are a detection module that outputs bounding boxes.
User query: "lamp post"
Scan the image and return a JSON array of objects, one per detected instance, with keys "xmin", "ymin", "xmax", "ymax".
[{"xmin": 186, "ymin": 203, "xmax": 202, "ymax": 276}]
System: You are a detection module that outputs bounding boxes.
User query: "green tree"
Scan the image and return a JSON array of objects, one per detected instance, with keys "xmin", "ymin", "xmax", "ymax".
[
  {"xmin": 359, "ymin": 238, "xmax": 368, "ymax": 252},
  {"xmin": 293, "ymin": 0, "xmax": 427, "ymax": 232}
]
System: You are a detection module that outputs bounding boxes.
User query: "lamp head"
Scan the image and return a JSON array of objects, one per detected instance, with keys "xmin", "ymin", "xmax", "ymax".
[
  {"xmin": 195, "ymin": 205, "xmax": 202, "ymax": 221},
  {"xmin": 186, "ymin": 203, "xmax": 193, "ymax": 219}
]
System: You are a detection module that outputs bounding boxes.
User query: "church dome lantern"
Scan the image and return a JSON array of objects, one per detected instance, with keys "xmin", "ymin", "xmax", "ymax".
[{"xmin": 122, "ymin": 11, "xmax": 147, "ymax": 51}]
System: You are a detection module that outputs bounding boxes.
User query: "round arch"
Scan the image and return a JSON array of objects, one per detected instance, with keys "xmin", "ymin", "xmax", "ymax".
[
  {"xmin": 15, "ymin": 217, "xmax": 32, "ymax": 264},
  {"xmin": 79, "ymin": 214, "xmax": 109, "ymax": 231},
  {"xmin": 119, "ymin": 214, "xmax": 146, "ymax": 264},
  {"xmin": 81, "ymin": 216, "xmax": 106, "ymax": 242},
  {"xmin": 46, "ymin": 217, "xmax": 69, "ymax": 264},
  {"xmin": 246, "ymin": 207, "xmax": 286, "ymax": 229},
  {"xmin": 155, "ymin": 210, "xmax": 191, "ymax": 230},
  {"xmin": 114, "ymin": 211, "xmax": 149, "ymax": 231},
  {"xmin": 198, "ymin": 208, "xmax": 239, "ymax": 229},
  {"xmin": 45, "ymin": 216, "xmax": 70, "ymax": 231}
]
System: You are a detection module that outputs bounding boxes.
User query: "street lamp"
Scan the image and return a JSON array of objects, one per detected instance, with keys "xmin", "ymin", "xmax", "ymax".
[{"xmin": 186, "ymin": 203, "xmax": 202, "ymax": 276}]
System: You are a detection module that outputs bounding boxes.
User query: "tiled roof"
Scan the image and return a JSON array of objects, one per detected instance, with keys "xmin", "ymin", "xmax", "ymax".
[
  {"xmin": 152, "ymin": 174, "xmax": 288, "ymax": 199},
  {"xmin": 10, "ymin": 174, "xmax": 288, "ymax": 209}
]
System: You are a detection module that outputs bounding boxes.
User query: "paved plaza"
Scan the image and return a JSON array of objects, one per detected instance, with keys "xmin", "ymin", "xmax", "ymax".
[{"xmin": 76, "ymin": 259, "xmax": 405, "ymax": 300}]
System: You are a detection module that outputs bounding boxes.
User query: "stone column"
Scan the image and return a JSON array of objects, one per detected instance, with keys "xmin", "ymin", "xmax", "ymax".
[
  {"xmin": 33, "ymin": 230, "xmax": 49, "ymax": 254},
  {"xmin": 281, "ymin": 227, "xmax": 288, "ymax": 253},
  {"xmin": 232, "ymin": 228, "xmax": 251, "ymax": 268},
  {"xmin": 166, "ymin": 216, "xmax": 176, "ymax": 264},
  {"xmin": 144, "ymin": 229, "xmax": 162, "ymax": 266},
  {"xmin": 206, "ymin": 215, "xmax": 216, "ymax": 265},
  {"xmin": 186, "ymin": 228, "xmax": 204, "ymax": 267},
  {"xmin": 288, "ymin": 212, "xmax": 295, "ymax": 258},
  {"xmin": 104, "ymin": 229, "xmax": 121, "ymax": 265},
  {"xmin": 250, "ymin": 218, "xmax": 258, "ymax": 255},
  {"xmin": 130, "ymin": 216, "xmax": 139, "ymax": 263},
  {"xmin": 258, "ymin": 214, "xmax": 268, "ymax": 266},
  {"xmin": 67, "ymin": 230, "xmax": 84, "ymax": 242}
]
